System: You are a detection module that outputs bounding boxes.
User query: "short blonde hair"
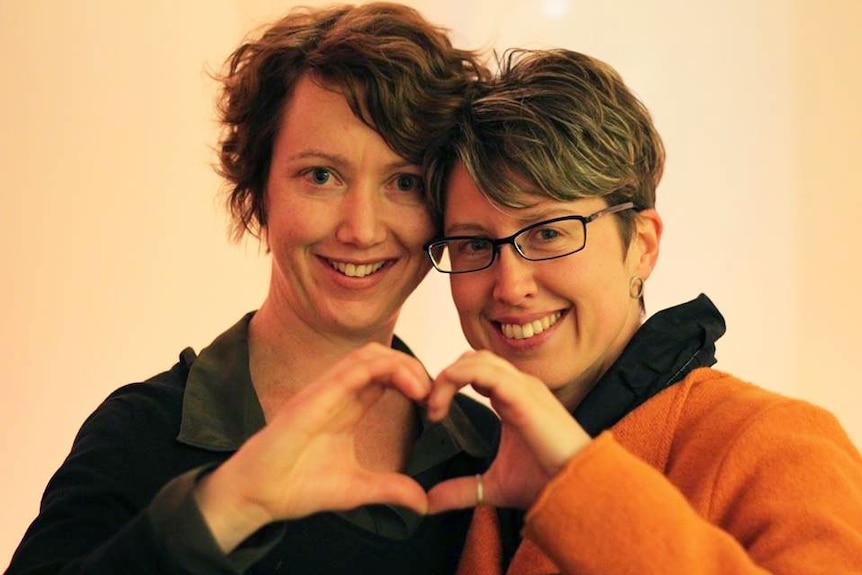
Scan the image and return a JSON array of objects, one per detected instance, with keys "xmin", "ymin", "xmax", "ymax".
[{"xmin": 427, "ymin": 48, "xmax": 665, "ymax": 246}]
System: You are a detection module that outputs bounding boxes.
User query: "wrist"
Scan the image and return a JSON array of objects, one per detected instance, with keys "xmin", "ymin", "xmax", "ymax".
[{"xmin": 194, "ymin": 463, "xmax": 273, "ymax": 553}]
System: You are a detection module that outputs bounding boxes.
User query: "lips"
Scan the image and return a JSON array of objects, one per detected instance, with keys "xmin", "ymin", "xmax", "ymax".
[
  {"xmin": 499, "ymin": 311, "xmax": 562, "ymax": 340},
  {"xmin": 329, "ymin": 260, "xmax": 387, "ymax": 278}
]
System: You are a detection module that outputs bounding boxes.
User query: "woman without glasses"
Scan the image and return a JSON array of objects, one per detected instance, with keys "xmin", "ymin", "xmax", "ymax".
[{"xmin": 7, "ymin": 4, "xmax": 498, "ymax": 574}]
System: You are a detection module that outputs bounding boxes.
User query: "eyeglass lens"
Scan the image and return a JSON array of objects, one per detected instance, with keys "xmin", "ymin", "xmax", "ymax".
[{"xmin": 431, "ymin": 218, "xmax": 586, "ymax": 273}]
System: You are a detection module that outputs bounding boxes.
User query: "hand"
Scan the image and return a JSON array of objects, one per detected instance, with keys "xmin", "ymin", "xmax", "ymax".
[
  {"xmin": 425, "ymin": 350, "xmax": 591, "ymax": 512},
  {"xmin": 196, "ymin": 343, "xmax": 432, "ymax": 552}
]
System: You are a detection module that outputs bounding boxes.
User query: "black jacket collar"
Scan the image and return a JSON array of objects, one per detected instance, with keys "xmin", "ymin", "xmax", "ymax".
[{"xmin": 574, "ymin": 294, "xmax": 726, "ymax": 436}]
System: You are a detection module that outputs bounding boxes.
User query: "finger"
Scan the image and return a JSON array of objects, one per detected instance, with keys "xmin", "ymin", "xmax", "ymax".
[
  {"xmin": 426, "ymin": 351, "xmax": 481, "ymax": 421},
  {"xmin": 292, "ymin": 346, "xmax": 431, "ymax": 421},
  {"xmin": 384, "ymin": 356, "xmax": 433, "ymax": 402},
  {"xmin": 427, "ymin": 348, "xmax": 528, "ymax": 421},
  {"xmin": 436, "ymin": 351, "xmax": 552, "ymax": 422},
  {"xmin": 437, "ymin": 351, "xmax": 520, "ymax": 400},
  {"xmin": 335, "ymin": 345, "xmax": 431, "ymax": 401},
  {"xmin": 344, "ymin": 471, "xmax": 429, "ymax": 516},
  {"xmin": 426, "ymin": 475, "xmax": 485, "ymax": 514},
  {"xmin": 432, "ymin": 352, "xmax": 590, "ymax": 475},
  {"xmin": 425, "ymin": 373, "xmax": 462, "ymax": 422}
]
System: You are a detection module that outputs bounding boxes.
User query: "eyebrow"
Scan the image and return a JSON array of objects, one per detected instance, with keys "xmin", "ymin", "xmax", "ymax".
[
  {"xmin": 444, "ymin": 223, "xmax": 490, "ymax": 235},
  {"xmin": 284, "ymin": 149, "xmax": 420, "ymax": 172},
  {"xmin": 284, "ymin": 149, "xmax": 344, "ymax": 164},
  {"xmin": 445, "ymin": 207, "xmax": 588, "ymax": 236}
]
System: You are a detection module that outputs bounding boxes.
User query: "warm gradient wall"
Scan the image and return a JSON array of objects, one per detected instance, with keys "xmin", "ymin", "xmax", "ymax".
[{"xmin": 2, "ymin": 0, "xmax": 860, "ymax": 566}]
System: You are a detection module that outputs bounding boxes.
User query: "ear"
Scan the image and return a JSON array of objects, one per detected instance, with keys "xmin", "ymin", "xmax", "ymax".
[
  {"xmin": 262, "ymin": 225, "xmax": 272, "ymax": 254},
  {"xmin": 628, "ymin": 209, "xmax": 662, "ymax": 281}
]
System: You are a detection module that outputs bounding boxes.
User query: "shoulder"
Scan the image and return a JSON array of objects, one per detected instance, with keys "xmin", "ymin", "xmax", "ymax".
[
  {"xmin": 74, "ymin": 350, "xmax": 193, "ymax": 448},
  {"xmin": 626, "ymin": 367, "xmax": 845, "ymax": 435},
  {"xmin": 616, "ymin": 367, "xmax": 859, "ymax": 471},
  {"xmin": 677, "ymin": 368, "xmax": 847, "ymax": 439},
  {"xmin": 666, "ymin": 370, "xmax": 862, "ymax": 545},
  {"xmin": 667, "ymin": 369, "xmax": 860, "ymax": 485},
  {"xmin": 37, "ymin": 350, "xmax": 204, "ymax": 510}
]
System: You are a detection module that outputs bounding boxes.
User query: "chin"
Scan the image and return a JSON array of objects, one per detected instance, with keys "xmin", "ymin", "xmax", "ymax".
[{"xmin": 516, "ymin": 359, "xmax": 573, "ymax": 389}]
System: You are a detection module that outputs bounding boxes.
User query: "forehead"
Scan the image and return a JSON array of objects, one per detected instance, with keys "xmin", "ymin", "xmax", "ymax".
[
  {"xmin": 274, "ymin": 74, "xmax": 408, "ymax": 167},
  {"xmin": 445, "ymin": 163, "xmax": 605, "ymax": 231},
  {"xmin": 280, "ymin": 75, "xmax": 353, "ymax": 134}
]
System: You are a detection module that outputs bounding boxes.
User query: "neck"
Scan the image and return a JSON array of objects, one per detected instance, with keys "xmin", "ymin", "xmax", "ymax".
[
  {"xmin": 250, "ymin": 295, "xmax": 404, "ymax": 404},
  {"xmin": 557, "ymin": 312, "xmax": 644, "ymax": 412},
  {"xmin": 248, "ymin": 299, "xmax": 416, "ymax": 472},
  {"xmin": 251, "ymin": 299, "xmax": 391, "ymax": 384}
]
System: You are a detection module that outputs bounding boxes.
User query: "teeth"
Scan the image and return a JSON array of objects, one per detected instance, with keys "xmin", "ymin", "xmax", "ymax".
[
  {"xmin": 331, "ymin": 261, "xmax": 385, "ymax": 278},
  {"xmin": 501, "ymin": 312, "xmax": 562, "ymax": 340}
]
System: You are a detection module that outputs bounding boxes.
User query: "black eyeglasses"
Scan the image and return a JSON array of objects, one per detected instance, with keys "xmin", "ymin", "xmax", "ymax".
[{"xmin": 425, "ymin": 202, "xmax": 636, "ymax": 274}]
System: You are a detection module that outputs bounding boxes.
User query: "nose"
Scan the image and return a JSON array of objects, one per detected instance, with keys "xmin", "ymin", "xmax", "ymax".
[
  {"xmin": 491, "ymin": 244, "xmax": 538, "ymax": 304},
  {"xmin": 335, "ymin": 185, "xmax": 387, "ymax": 247}
]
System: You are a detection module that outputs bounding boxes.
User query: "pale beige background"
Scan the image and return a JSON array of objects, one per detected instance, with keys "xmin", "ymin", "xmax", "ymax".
[{"xmin": 2, "ymin": 0, "xmax": 860, "ymax": 566}]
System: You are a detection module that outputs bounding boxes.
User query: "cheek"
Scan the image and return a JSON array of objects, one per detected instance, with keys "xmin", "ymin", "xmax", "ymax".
[
  {"xmin": 449, "ymin": 276, "xmax": 483, "ymax": 315},
  {"xmin": 449, "ymin": 279, "xmax": 484, "ymax": 349},
  {"xmin": 267, "ymin": 197, "xmax": 322, "ymax": 237},
  {"xmin": 392, "ymin": 206, "xmax": 435, "ymax": 247},
  {"xmin": 268, "ymin": 220, "xmax": 315, "ymax": 253},
  {"xmin": 579, "ymin": 235, "xmax": 632, "ymax": 288}
]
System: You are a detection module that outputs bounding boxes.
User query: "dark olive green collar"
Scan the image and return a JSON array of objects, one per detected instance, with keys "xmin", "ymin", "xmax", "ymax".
[
  {"xmin": 176, "ymin": 313, "xmax": 493, "ymax": 538},
  {"xmin": 178, "ymin": 312, "xmax": 490, "ymax": 460}
]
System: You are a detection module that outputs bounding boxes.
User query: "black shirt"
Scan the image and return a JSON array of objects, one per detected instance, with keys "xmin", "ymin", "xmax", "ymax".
[{"xmin": 7, "ymin": 313, "xmax": 499, "ymax": 574}]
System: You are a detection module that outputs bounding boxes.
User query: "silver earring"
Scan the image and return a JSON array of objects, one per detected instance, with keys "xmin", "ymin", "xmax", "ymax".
[{"xmin": 629, "ymin": 276, "xmax": 644, "ymax": 299}]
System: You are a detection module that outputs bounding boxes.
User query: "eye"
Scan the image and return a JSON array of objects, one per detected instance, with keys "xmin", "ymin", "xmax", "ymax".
[
  {"xmin": 467, "ymin": 238, "xmax": 492, "ymax": 252},
  {"xmin": 453, "ymin": 238, "xmax": 493, "ymax": 256},
  {"xmin": 393, "ymin": 173, "xmax": 423, "ymax": 193},
  {"xmin": 308, "ymin": 167, "xmax": 332, "ymax": 185},
  {"xmin": 536, "ymin": 228, "xmax": 561, "ymax": 241},
  {"xmin": 526, "ymin": 223, "xmax": 573, "ymax": 245},
  {"xmin": 519, "ymin": 218, "xmax": 584, "ymax": 257}
]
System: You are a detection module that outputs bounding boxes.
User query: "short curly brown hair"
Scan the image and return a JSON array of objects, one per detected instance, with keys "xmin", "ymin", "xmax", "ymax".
[{"xmin": 214, "ymin": 2, "xmax": 488, "ymax": 240}]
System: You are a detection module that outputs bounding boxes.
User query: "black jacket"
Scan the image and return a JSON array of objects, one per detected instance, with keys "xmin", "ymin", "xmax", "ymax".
[{"xmin": 7, "ymin": 314, "xmax": 499, "ymax": 574}]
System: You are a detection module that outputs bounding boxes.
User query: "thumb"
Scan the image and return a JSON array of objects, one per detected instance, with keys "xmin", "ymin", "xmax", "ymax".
[
  {"xmin": 427, "ymin": 475, "xmax": 484, "ymax": 514},
  {"xmin": 351, "ymin": 471, "xmax": 430, "ymax": 515}
]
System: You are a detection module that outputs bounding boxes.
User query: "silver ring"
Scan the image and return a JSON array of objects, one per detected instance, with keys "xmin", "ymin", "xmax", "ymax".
[{"xmin": 475, "ymin": 474, "xmax": 484, "ymax": 506}]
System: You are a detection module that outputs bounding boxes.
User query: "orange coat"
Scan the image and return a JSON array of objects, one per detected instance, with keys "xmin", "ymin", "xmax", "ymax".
[{"xmin": 457, "ymin": 367, "xmax": 862, "ymax": 574}]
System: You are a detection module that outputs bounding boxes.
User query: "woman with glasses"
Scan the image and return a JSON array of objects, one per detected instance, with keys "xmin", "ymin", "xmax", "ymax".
[{"xmin": 422, "ymin": 48, "xmax": 862, "ymax": 573}]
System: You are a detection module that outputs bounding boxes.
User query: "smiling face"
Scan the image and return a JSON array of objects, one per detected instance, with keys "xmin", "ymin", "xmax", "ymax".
[
  {"xmin": 262, "ymin": 74, "xmax": 434, "ymax": 341},
  {"xmin": 445, "ymin": 163, "xmax": 662, "ymax": 408}
]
